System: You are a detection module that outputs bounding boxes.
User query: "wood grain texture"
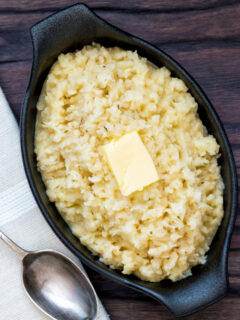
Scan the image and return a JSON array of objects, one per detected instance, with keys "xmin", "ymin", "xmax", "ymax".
[
  {"xmin": 0, "ymin": 0, "xmax": 239, "ymax": 11},
  {"xmin": 0, "ymin": 1, "xmax": 239, "ymax": 319}
]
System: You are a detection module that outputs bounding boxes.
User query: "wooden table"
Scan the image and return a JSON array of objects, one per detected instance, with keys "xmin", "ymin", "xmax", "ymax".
[{"xmin": 1, "ymin": 1, "xmax": 239, "ymax": 319}]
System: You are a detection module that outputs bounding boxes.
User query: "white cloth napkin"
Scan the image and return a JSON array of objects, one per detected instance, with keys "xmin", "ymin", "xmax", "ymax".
[{"xmin": 0, "ymin": 87, "xmax": 110, "ymax": 320}]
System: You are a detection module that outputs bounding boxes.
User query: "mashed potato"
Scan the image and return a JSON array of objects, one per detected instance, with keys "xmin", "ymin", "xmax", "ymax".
[{"xmin": 35, "ymin": 43, "xmax": 224, "ymax": 282}]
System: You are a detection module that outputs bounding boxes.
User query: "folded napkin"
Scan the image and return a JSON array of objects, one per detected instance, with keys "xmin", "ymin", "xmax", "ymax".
[{"xmin": 0, "ymin": 87, "xmax": 109, "ymax": 319}]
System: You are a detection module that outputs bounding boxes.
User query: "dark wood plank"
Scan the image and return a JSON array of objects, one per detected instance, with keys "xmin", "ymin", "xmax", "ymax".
[
  {"xmin": 0, "ymin": 61, "xmax": 30, "ymax": 119},
  {"xmin": 224, "ymin": 124, "xmax": 240, "ymax": 145},
  {"xmin": 232, "ymin": 147, "xmax": 240, "ymax": 168},
  {"xmin": 228, "ymin": 251, "xmax": 240, "ymax": 276},
  {"xmin": 230, "ymin": 233, "xmax": 240, "ymax": 251},
  {"xmin": 97, "ymin": 5, "xmax": 240, "ymax": 43},
  {"xmin": 97, "ymin": 296, "xmax": 240, "ymax": 320},
  {"xmin": 1, "ymin": 3, "xmax": 240, "ymax": 43},
  {"xmin": 0, "ymin": 1, "xmax": 239, "ymax": 319},
  {"xmin": 0, "ymin": 0, "xmax": 239, "ymax": 11}
]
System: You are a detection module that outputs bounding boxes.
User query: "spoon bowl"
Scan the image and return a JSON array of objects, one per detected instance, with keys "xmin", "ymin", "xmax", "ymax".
[{"xmin": 0, "ymin": 231, "xmax": 98, "ymax": 320}]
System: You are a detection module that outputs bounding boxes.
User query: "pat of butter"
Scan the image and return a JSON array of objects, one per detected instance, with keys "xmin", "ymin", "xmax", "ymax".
[{"xmin": 102, "ymin": 131, "xmax": 159, "ymax": 196}]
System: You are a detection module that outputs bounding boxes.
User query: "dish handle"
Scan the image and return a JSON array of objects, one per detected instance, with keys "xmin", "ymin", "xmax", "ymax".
[
  {"xmin": 145, "ymin": 261, "xmax": 228, "ymax": 317},
  {"xmin": 29, "ymin": 4, "xmax": 100, "ymax": 82}
]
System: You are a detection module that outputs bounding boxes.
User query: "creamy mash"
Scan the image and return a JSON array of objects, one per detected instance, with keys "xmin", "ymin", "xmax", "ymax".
[{"xmin": 35, "ymin": 43, "xmax": 224, "ymax": 282}]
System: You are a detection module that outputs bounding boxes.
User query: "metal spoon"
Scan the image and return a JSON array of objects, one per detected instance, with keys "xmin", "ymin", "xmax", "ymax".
[{"xmin": 0, "ymin": 231, "xmax": 99, "ymax": 320}]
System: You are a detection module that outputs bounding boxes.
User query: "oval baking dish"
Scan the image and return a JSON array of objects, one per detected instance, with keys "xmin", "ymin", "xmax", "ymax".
[{"xmin": 20, "ymin": 4, "xmax": 238, "ymax": 317}]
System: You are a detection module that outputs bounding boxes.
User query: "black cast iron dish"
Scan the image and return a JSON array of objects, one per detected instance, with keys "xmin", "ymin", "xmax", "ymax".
[{"xmin": 20, "ymin": 3, "xmax": 238, "ymax": 317}]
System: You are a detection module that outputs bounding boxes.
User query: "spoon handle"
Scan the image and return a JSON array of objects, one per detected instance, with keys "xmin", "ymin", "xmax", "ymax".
[{"xmin": 0, "ymin": 231, "xmax": 28, "ymax": 260}]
